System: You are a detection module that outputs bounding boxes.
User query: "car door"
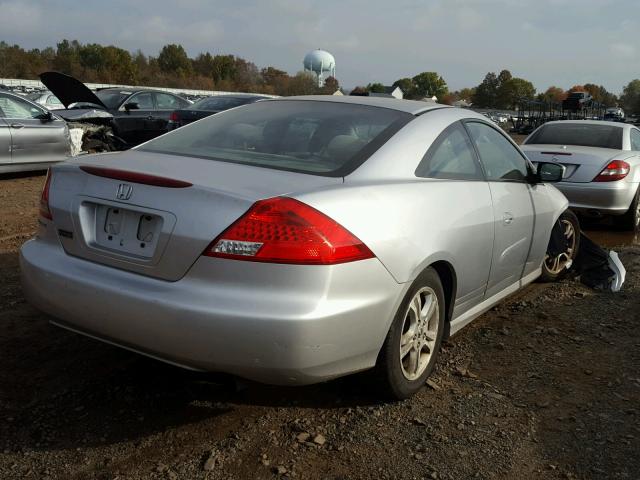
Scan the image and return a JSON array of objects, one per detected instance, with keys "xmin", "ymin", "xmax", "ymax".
[
  {"xmin": 114, "ymin": 92, "xmax": 155, "ymax": 145},
  {"xmin": 415, "ymin": 121, "xmax": 494, "ymax": 316},
  {"xmin": 0, "ymin": 93, "xmax": 69, "ymax": 166},
  {"xmin": 465, "ymin": 121, "xmax": 535, "ymax": 298},
  {"xmin": 152, "ymin": 92, "xmax": 190, "ymax": 137}
]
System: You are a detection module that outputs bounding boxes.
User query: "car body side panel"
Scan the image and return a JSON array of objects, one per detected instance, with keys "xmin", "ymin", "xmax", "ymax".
[
  {"xmin": 296, "ymin": 179, "xmax": 495, "ymax": 320},
  {"xmin": 0, "ymin": 117, "xmax": 11, "ymax": 164},
  {"xmin": 8, "ymin": 118, "xmax": 70, "ymax": 164}
]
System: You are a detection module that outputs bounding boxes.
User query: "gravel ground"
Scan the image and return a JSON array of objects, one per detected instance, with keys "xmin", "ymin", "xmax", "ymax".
[{"xmin": 0, "ymin": 174, "xmax": 639, "ymax": 480}]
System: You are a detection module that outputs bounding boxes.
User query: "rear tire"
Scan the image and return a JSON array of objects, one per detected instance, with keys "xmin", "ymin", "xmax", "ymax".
[
  {"xmin": 540, "ymin": 210, "xmax": 581, "ymax": 282},
  {"xmin": 376, "ymin": 268, "xmax": 446, "ymax": 400},
  {"xmin": 615, "ymin": 187, "xmax": 640, "ymax": 231}
]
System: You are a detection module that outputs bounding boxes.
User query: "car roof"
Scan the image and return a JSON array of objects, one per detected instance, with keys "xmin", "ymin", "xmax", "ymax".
[
  {"xmin": 98, "ymin": 87, "xmax": 180, "ymax": 95},
  {"xmin": 195, "ymin": 94, "xmax": 270, "ymax": 102},
  {"xmin": 543, "ymin": 120, "xmax": 627, "ymax": 129},
  {"xmin": 271, "ymin": 95, "xmax": 449, "ymax": 115},
  {"xmin": 0, "ymin": 90, "xmax": 26, "ymax": 99}
]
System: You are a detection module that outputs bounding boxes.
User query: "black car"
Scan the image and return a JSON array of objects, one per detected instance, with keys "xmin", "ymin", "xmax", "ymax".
[
  {"xmin": 168, "ymin": 94, "xmax": 270, "ymax": 130},
  {"xmin": 40, "ymin": 71, "xmax": 192, "ymax": 147}
]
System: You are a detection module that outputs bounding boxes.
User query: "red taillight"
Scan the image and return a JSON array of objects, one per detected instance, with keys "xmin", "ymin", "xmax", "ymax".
[
  {"xmin": 79, "ymin": 166, "xmax": 192, "ymax": 188},
  {"xmin": 594, "ymin": 160, "xmax": 630, "ymax": 182},
  {"xmin": 204, "ymin": 197, "xmax": 374, "ymax": 265},
  {"xmin": 39, "ymin": 169, "xmax": 53, "ymax": 220},
  {"xmin": 169, "ymin": 112, "xmax": 179, "ymax": 122}
]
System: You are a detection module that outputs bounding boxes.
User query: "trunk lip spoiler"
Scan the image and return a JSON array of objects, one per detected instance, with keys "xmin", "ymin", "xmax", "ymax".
[{"xmin": 79, "ymin": 165, "xmax": 193, "ymax": 188}]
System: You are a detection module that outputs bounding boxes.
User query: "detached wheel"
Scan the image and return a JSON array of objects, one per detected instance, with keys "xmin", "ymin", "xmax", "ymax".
[
  {"xmin": 615, "ymin": 187, "xmax": 640, "ymax": 231},
  {"xmin": 377, "ymin": 268, "xmax": 445, "ymax": 400},
  {"xmin": 541, "ymin": 210, "xmax": 580, "ymax": 282}
]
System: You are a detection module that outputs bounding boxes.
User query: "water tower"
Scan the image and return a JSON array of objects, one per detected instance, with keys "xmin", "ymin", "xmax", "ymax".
[{"xmin": 303, "ymin": 49, "xmax": 336, "ymax": 87}]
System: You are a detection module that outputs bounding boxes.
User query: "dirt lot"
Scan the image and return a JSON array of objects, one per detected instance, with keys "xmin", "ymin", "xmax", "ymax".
[{"xmin": 1, "ymin": 173, "xmax": 639, "ymax": 480}]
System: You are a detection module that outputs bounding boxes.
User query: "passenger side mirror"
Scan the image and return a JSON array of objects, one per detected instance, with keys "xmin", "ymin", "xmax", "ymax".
[
  {"xmin": 36, "ymin": 110, "xmax": 54, "ymax": 122},
  {"xmin": 124, "ymin": 102, "xmax": 139, "ymax": 111},
  {"xmin": 535, "ymin": 162, "xmax": 565, "ymax": 183}
]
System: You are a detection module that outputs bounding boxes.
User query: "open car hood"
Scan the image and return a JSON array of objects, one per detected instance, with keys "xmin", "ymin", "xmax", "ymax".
[{"xmin": 39, "ymin": 71, "xmax": 107, "ymax": 109}]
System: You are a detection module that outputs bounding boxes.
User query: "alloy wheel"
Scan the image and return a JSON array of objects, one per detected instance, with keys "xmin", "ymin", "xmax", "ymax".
[{"xmin": 399, "ymin": 287, "xmax": 440, "ymax": 381}]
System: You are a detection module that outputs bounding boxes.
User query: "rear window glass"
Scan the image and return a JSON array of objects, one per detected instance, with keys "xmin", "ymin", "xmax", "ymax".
[
  {"xmin": 192, "ymin": 96, "xmax": 254, "ymax": 111},
  {"xmin": 525, "ymin": 123, "xmax": 623, "ymax": 149},
  {"xmin": 138, "ymin": 100, "xmax": 412, "ymax": 176}
]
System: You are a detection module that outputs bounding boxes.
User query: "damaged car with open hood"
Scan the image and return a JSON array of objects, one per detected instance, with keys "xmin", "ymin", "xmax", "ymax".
[{"xmin": 40, "ymin": 71, "xmax": 192, "ymax": 152}]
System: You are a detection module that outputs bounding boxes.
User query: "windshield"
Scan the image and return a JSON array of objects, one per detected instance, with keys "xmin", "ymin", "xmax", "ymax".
[
  {"xmin": 138, "ymin": 100, "xmax": 412, "ymax": 177},
  {"xmin": 190, "ymin": 96, "xmax": 257, "ymax": 111},
  {"xmin": 526, "ymin": 123, "xmax": 623, "ymax": 150},
  {"xmin": 95, "ymin": 91, "xmax": 129, "ymax": 109}
]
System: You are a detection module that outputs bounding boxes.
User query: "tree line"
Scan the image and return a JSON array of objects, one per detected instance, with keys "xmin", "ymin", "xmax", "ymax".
[
  {"xmin": 2, "ymin": 39, "xmax": 639, "ymax": 115},
  {"xmin": 354, "ymin": 70, "xmax": 640, "ymax": 115},
  {"xmin": 0, "ymin": 40, "xmax": 338, "ymax": 96}
]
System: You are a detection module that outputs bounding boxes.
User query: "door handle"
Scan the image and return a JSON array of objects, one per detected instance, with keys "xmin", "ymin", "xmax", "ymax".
[
  {"xmin": 10, "ymin": 123, "xmax": 24, "ymax": 129},
  {"xmin": 503, "ymin": 212, "xmax": 514, "ymax": 225}
]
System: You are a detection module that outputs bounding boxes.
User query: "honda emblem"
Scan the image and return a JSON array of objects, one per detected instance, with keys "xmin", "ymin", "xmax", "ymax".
[{"xmin": 116, "ymin": 183, "xmax": 133, "ymax": 200}]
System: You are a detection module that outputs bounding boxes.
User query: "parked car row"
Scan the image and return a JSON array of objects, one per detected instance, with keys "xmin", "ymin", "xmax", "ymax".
[{"xmin": 1, "ymin": 72, "xmax": 275, "ymax": 173}]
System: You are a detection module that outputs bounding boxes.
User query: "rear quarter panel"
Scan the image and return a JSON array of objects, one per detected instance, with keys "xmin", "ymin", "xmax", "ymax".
[{"xmin": 297, "ymin": 179, "xmax": 494, "ymax": 287}]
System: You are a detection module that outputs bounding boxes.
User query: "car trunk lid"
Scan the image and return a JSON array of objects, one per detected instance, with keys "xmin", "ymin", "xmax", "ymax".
[
  {"xmin": 521, "ymin": 144, "xmax": 629, "ymax": 183},
  {"xmin": 48, "ymin": 150, "xmax": 342, "ymax": 281}
]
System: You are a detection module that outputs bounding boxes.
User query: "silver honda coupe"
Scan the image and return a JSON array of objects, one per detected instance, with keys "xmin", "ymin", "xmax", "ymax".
[{"xmin": 21, "ymin": 96, "xmax": 571, "ymax": 399}]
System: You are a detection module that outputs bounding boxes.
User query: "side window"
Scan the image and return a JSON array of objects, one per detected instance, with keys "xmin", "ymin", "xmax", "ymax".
[
  {"xmin": 631, "ymin": 129, "xmax": 640, "ymax": 152},
  {"xmin": 47, "ymin": 95, "xmax": 62, "ymax": 107},
  {"xmin": 155, "ymin": 93, "xmax": 185, "ymax": 109},
  {"xmin": 466, "ymin": 122, "xmax": 529, "ymax": 182},
  {"xmin": 416, "ymin": 122, "xmax": 483, "ymax": 180},
  {"xmin": 0, "ymin": 95, "xmax": 45, "ymax": 119},
  {"xmin": 129, "ymin": 92, "xmax": 154, "ymax": 109}
]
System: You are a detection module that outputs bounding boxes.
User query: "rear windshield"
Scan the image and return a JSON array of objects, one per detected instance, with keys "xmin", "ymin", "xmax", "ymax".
[
  {"xmin": 525, "ymin": 123, "xmax": 623, "ymax": 149},
  {"xmin": 138, "ymin": 100, "xmax": 412, "ymax": 176}
]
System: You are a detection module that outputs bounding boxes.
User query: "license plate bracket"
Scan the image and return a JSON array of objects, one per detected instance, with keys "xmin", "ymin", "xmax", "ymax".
[{"xmin": 94, "ymin": 205, "xmax": 163, "ymax": 258}]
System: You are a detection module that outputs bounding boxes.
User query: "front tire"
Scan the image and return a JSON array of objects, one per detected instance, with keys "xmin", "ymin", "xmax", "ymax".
[
  {"xmin": 377, "ymin": 268, "xmax": 446, "ymax": 400},
  {"xmin": 540, "ymin": 209, "xmax": 581, "ymax": 282},
  {"xmin": 615, "ymin": 186, "xmax": 640, "ymax": 231}
]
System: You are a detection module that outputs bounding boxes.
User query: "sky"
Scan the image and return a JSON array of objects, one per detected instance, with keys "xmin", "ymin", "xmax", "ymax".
[{"xmin": 1, "ymin": 0, "xmax": 639, "ymax": 94}]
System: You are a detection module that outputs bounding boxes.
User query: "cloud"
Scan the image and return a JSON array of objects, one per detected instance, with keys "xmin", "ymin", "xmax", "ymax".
[
  {"xmin": 118, "ymin": 16, "xmax": 223, "ymax": 52},
  {"xmin": 1, "ymin": 0, "xmax": 639, "ymax": 93},
  {"xmin": 0, "ymin": 0, "xmax": 44, "ymax": 36},
  {"xmin": 609, "ymin": 43, "xmax": 636, "ymax": 59},
  {"xmin": 456, "ymin": 7, "xmax": 485, "ymax": 30}
]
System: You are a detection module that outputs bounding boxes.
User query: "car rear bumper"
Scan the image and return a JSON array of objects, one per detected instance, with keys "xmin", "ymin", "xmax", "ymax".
[
  {"xmin": 20, "ymin": 238, "xmax": 403, "ymax": 385},
  {"xmin": 554, "ymin": 181, "xmax": 639, "ymax": 215}
]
